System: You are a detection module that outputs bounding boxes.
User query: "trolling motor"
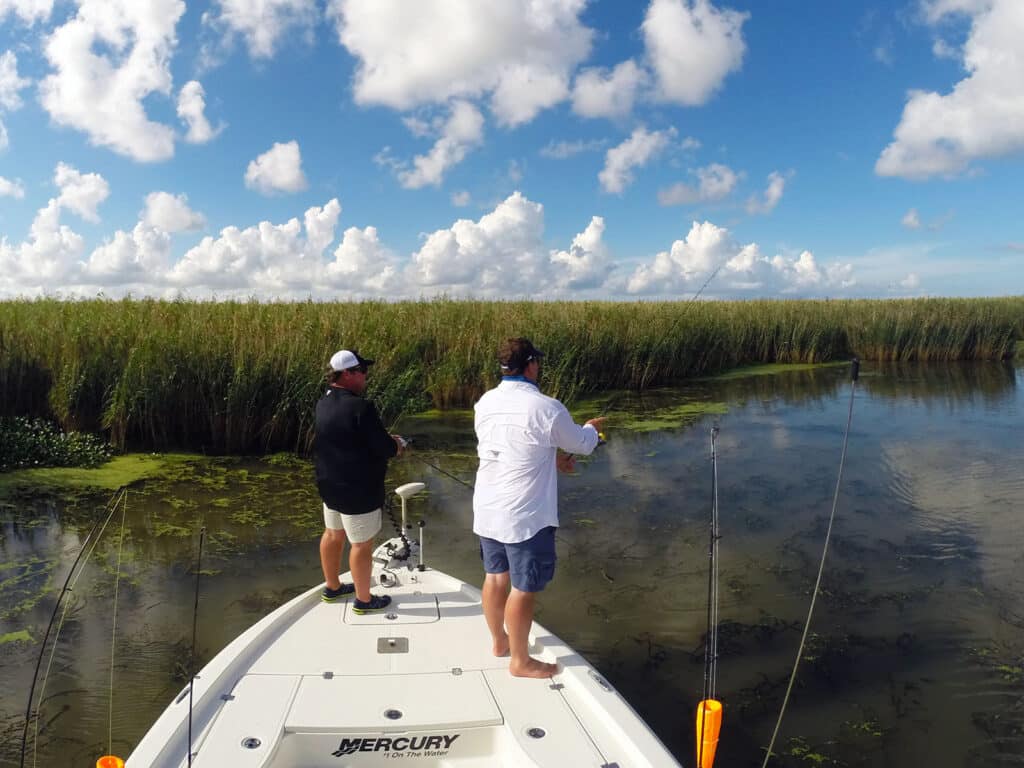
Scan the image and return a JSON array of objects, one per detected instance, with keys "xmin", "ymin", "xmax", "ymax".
[{"xmin": 372, "ymin": 482, "xmax": 427, "ymax": 578}]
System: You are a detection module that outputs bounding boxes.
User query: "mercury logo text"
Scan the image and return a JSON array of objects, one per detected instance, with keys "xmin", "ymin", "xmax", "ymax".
[{"xmin": 332, "ymin": 734, "xmax": 460, "ymax": 757}]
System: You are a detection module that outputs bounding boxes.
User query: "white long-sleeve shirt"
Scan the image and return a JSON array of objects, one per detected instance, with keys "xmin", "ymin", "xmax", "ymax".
[{"xmin": 472, "ymin": 379, "xmax": 600, "ymax": 543}]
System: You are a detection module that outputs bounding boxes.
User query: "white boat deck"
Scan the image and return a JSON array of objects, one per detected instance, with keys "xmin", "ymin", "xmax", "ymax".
[{"xmin": 128, "ymin": 546, "xmax": 681, "ymax": 768}]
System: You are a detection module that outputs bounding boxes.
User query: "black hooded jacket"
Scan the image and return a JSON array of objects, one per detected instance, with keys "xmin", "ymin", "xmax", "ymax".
[{"xmin": 313, "ymin": 386, "xmax": 398, "ymax": 515}]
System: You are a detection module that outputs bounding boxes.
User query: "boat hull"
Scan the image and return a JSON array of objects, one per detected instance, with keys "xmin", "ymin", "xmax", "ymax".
[{"xmin": 128, "ymin": 542, "xmax": 681, "ymax": 767}]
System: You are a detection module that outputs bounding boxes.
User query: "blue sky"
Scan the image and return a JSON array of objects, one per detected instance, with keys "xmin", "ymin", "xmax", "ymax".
[{"xmin": 0, "ymin": 0, "xmax": 1021, "ymax": 300}]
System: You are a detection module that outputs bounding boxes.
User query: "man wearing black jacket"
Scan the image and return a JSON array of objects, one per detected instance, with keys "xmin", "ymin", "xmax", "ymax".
[{"xmin": 314, "ymin": 349, "xmax": 404, "ymax": 614}]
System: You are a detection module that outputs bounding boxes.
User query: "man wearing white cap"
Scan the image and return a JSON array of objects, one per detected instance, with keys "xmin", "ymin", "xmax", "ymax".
[{"xmin": 314, "ymin": 349, "xmax": 405, "ymax": 614}]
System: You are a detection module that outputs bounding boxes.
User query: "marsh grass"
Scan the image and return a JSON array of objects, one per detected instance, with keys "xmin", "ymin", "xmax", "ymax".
[{"xmin": 0, "ymin": 297, "xmax": 1020, "ymax": 453}]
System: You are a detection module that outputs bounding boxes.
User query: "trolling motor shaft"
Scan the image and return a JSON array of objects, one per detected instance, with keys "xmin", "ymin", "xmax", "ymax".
[{"xmin": 417, "ymin": 520, "xmax": 426, "ymax": 571}]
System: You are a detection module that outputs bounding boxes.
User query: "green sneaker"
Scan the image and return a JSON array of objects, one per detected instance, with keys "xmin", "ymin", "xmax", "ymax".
[
  {"xmin": 321, "ymin": 583, "xmax": 355, "ymax": 602},
  {"xmin": 352, "ymin": 594, "xmax": 392, "ymax": 614}
]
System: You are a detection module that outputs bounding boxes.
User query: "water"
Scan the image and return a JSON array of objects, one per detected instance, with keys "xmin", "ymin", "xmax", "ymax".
[{"xmin": 1, "ymin": 362, "xmax": 1022, "ymax": 767}]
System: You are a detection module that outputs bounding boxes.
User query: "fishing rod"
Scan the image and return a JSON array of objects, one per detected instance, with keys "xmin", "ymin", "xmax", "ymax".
[
  {"xmin": 664, "ymin": 254, "xmax": 730, "ymax": 339},
  {"xmin": 403, "ymin": 429, "xmax": 609, "ymax": 495},
  {"xmin": 98, "ymin": 492, "xmax": 130, "ymax": 768},
  {"xmin": 761, "ymin": 358, "xmax": 860, "ymax": 767},
  {"xmin": 188, "ymin": 526, "xmax": 206, "ymax": 768},
  {"xmin": 409, "ymin": 449, "xmax": 476, "ymax": 492},
  {"xmin": 696, "ymin": 425, "xmax": 723, "ymax": 768},
  {"xmin": 20, "ymin": 486, "xmax": 127, "ymax": 768}
]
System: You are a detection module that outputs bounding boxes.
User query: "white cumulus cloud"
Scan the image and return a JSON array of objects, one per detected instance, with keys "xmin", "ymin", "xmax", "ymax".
[
  {"xmin": 38, "ymin": 0, "xmax": 184, "ymax": 163},
  {"xmin": 0, "ymin": 175, "xmax": 24, "ymax": 198},
  {"xmin": 876, "ymin": 0, "xmax": 1024, "ymax": 179},
  {"xmin": 324, "ymin": 225, "xmax": 402, "ymax": 293},
  {"xmin": 658, "ymin": 163, "xmax": 739, "ymax": 205},
  {"xmin": 642, "ymin": 0, "xmax": 748, "ymax": 106},
  {"xmin": 549, "ymin": 215, "xmax": 613, "ymax": 290},
  {"xmin": 600, "ymin": 126, "xmax": 676, "ymax": 194},
  {"xmin": 0, "ymin": 51, "xmax": 30, "ymax": 110},
  {"xmin": 397, "ymin": 101, "xmax": 484, "ymax": 189},
  {"xmin": 745, "ymin": 170, "xmax": 789, "ymax": 215},
  {"xmin": 900, "ymin": 272, "xmax": 921, "ymax": 290},
  {"xmin": 627, "ymin": 220, "xmax": 854, "ymax": 296},
  {"xmin": 0, "ymin": 50, "xmax": 31, "ymax": 150},
  {"xmin": 142, "ymin": 191, "xmax": 206, "ymax": 232},
  {"xmin": 53, "ymin": 162, "xmax": 109, "ymax": 222},
  {"xmin": 177, "ymin": 81, "xmax": 224, "ymax": 144},
  {"xmin": 82, "ymin": 223, "xmax": 172, "ymax": 284},
  {"xmin": 331, "ymin": 0, "xmax": 593, "ymax": 126},
  {"xmin": 539, "ymin": 138, "xmax": 607, "ymax": 159},
  {"xmin": 0, "ymin": 200, "xmax": 85, "ymax": 290},
  {"xmin": 0, "ymin": 163, "xmax": 107, "ymax": 292},
  {"xmin": 245, "ymin": 140, "xmax": 308, "ymax": 195},
  {"xmin": 572, "ymin": 59, "xmax": 647, "ymax": 119},
  {"xmin": 407, "ymin": 191, "xmax": 549, "ymax": 294},
  {"xmin": 2, "ymin": 175, "xmax": 872, "ymax": 300},
  {"xmin": 205, "ymin": 0, "xmax": 319, "ymax": 59},
  {"xmin": 0, "ymin": 0, "xmax": 53, "ymax": 25},
  {"xmin": 169, "ymin": 199, "xmax": 340, "ymax": 294},
  {"xmin": 901, "ymin": 208, "xmax": 922, "ymax": 229}
]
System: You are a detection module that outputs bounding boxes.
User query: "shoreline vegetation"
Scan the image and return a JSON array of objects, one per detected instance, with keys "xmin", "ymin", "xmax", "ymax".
[{"xmin": 1, "ymin": 297, "xmax": 1020, "ymax": 454}]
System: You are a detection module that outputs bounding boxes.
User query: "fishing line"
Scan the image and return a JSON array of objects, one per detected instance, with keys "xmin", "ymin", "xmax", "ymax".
[
  {"xmin": 410, "ymin": 452, "xmax": 476, "ymax": 492},
  {"xmin": 761, "ymin": 359, "xmax": 860, "ymax": 767},
  {"xmin": 21, "ymin": 486, "xmax": 127, "ymax": 768}
]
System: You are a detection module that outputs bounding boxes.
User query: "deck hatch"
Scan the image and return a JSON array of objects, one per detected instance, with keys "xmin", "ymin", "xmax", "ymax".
[{"xmin": 285, "ymin": 671, "xmax": 502, "ymax": 733}]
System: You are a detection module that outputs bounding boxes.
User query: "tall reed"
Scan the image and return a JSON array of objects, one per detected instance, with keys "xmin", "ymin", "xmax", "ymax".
[{"xmin": 0, "ymin": 297, "xmax": 1020, "ymax": 453}]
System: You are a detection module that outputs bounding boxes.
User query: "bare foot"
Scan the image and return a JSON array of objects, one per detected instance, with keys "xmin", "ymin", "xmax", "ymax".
[
  {"xmin": 492, "ymin": 634, "xmax": 510, "ymax": 657},
  {"xmin": 509, "ymin": 658, "xmax": 558, "ymax": 679}
]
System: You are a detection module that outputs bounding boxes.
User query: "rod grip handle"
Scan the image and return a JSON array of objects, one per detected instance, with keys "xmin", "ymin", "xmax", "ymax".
[{"xmin": 851, "ymin": 357, "xmax": 860, "ymax": 381}]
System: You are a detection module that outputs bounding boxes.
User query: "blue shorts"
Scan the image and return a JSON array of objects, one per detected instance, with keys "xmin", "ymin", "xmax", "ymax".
[{"xmin": 479, "ymin": 527, "xmax": 557, "ymax": 593}]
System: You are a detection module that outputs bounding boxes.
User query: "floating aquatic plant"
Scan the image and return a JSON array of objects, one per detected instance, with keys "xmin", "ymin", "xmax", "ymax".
[{"xmin": 0, "ymin": 416, "xmax": 111, "ymax": 472}]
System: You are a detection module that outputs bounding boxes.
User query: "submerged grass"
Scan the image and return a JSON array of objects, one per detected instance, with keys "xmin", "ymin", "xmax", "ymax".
[
  {"xmin": 0, "ymin": 629, "xmax": 32, "ymax": 645},
  {"xmin": 0, "ymin": 297, "xmax": 1020, "ymax": 453}
]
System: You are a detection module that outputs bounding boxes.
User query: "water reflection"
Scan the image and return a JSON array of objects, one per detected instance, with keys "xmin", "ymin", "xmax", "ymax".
[
  {"xmin": 1, "ymin": 362, "xmax": 1023, "ymax": 766},
  {"xmin": 860, "ymin": 360, "xmax": 1018, "ymax": 406}
]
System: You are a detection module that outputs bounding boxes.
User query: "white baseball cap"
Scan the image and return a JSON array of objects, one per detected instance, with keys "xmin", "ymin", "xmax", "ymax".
[{"xmin": 329, "ymin": 349, "xmax": 375, "ymax": 372}]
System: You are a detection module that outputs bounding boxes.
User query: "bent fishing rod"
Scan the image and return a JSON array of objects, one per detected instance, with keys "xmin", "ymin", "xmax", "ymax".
[{"xmin": 761, "ymin": 358, "xmax": 860, "ymax": 766}]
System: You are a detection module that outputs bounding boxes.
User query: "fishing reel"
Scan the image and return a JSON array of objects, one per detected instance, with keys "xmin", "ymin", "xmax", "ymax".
[{"xmin": 372, "ymin": 534, "xmax": 418, "ymax": 572}]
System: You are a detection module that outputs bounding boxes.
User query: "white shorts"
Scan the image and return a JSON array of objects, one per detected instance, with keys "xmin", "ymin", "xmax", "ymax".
[{"xmin": 323, "ymin": 504, "xmax": 382, "ymax": 544}]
